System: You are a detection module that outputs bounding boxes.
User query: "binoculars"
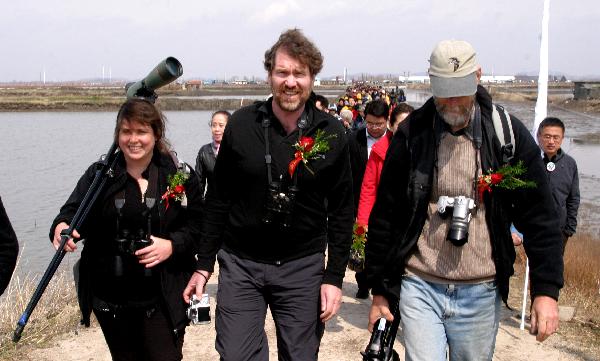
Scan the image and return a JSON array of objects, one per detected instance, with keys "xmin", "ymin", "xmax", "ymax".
[
  {"xmin": 126, "ymin": 57, "xmax": 183, "ymax": 102},
  {"xmin": 262, "ymin": 182, "xmax": 298, "ymax": 229}
]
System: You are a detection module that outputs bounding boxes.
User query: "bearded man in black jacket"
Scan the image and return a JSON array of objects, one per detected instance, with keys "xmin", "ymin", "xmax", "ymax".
[
  {"xmin": 365, "ymin": 40, "xmax": 563, "ymax": 360},
  {"xmin": 184, "ymin": 29, "xmax": 353, "ymax": 361}
]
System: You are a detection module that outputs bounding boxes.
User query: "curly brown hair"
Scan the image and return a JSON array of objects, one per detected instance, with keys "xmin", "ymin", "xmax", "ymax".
[{"xmin": 263, "ymin": 28, "xmax": 323, "ymax": 77}]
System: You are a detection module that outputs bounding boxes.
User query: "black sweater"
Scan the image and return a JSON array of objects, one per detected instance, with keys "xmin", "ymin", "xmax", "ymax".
[
  {"xmin": 365, "ymin": 86, "xmax": 564, "ymax": 302},
  {"xmin": 196, "ymin": 98, "xmax": 354, "ymax": 287}
]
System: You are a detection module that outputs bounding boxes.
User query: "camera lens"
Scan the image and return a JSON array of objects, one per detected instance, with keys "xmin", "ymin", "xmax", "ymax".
[{"xmin": 447, "ymin": 224, "xmax": 469, "ymax": 246}]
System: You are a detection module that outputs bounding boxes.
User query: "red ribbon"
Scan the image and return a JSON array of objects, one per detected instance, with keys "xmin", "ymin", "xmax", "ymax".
[
  {"xmin": 161, "ymin": 190, "xmax": 171, "ymax": 210},
  {"xmin": 288, "ymin": 151, "xmax": 303, "ymax": 178},
  {"xmin": 288, "ymin": 136, "xmax": 315, "ymax": 178}
]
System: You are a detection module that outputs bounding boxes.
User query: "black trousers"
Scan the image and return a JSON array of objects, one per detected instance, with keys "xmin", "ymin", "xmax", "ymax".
[
  {"xmin": 93, "ymin": 304, "xmax": 184, "ymax": 361},
  {"xmin": 355, "ymin": 269, "xmax": 368, "ymax": 291},
  {"xmin": 215, "ymin": 250, "xmax": 326, "ymax": 361}
]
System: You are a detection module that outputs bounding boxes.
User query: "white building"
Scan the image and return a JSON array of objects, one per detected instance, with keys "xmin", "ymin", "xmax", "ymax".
[
  {"xmin": 399, "ymin": 75, "xmax": 430, "ymax": 84},
  {"xmin": 480, "ymin": 75, "xmax": 516, "ymax": 83}
]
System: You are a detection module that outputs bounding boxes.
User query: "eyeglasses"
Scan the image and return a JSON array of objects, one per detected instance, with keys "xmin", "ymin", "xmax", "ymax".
[
  {"xmin": 366, "ymin": 122, "xmax": 386, "ymax": 129},
  {"xmin": 541, "ymin": 134, "xmax": 562, "ymax": 141}
]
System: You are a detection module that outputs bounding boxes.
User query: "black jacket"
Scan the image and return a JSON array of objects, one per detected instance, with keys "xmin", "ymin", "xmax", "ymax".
[
  {"xmin": 195, "ymin": 142, "xmax": 217, "ymax": 200},
  {"xmin": 365, "ymin": 86, "xmax": 564, "ymax": 303},
  {"xmin": 196, "ymin": 97, "xmax": 354, "ymax": 287},
  {"xmin": 542, "ymin": 149, "xmax": 580, "ymax": 236},
  {"xmin": 0, "ymin": 196, "xmax": 18, "ymax": 295},
  {"xmin": 348, "ymin": 128, "xmax": 368, "ymax": 214},
  {"xmin": 50, "ymin": 150, "xmax": 203, "ymax": 333}
]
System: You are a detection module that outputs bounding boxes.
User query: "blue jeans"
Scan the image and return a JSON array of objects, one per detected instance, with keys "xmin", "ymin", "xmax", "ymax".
[{"xmin": 399, "ymin": 274, "xmax": 501, "ymax": 361}]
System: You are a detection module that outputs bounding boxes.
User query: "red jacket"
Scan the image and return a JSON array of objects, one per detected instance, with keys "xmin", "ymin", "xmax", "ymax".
[{"xmin": 356, "ymin": 132, "xmax": 392, "ymax": 225}]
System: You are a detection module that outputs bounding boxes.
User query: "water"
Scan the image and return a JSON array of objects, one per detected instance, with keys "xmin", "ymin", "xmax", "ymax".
[
  {"xmin": 0, "ymin": 110, "xmax": 213, "ymax": 276},
  {"xmin": 0, "ymin": 90, "xmax": 599, "ymax": 275}
]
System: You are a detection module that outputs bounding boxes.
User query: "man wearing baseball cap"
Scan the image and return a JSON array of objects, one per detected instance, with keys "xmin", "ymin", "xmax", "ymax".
[{"xmin": 364, "ymin": 40, "xmax": 563, "ymax": 359}]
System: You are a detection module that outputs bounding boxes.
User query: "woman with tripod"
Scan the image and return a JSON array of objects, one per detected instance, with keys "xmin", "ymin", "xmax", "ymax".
[{"xmin": 51, "ymin": 98, "xmax": 203, "ymax": 360}]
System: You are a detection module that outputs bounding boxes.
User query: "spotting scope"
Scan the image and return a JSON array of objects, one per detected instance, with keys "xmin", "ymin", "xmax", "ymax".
[{"xmin": 126, "ymin": 56, "xmax": 183, "ymax": 102}]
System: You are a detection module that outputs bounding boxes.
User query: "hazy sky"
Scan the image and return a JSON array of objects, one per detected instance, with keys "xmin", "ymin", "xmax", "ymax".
[{"xmin": 1, "ymin": 0, "xmax": 598, "ymax": 82}]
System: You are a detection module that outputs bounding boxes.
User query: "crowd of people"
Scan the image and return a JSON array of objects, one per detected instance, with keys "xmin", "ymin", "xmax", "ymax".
[{"xmin": 0, "ymin": 28, "xmax": 580, "ymax": 361}]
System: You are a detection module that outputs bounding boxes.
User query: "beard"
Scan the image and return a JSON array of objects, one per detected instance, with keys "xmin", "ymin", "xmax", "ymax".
[
  {"xmin": 434, "ymin": 98, "xmax": 475, "ymax": 128},
  {"xmin": 272, "ymin": 84, "xmax": 311, "ymax": 113}
]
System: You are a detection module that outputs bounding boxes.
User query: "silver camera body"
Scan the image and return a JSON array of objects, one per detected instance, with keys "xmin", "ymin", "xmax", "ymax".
[
  {"xmin": 187, "ymin": 294, "xmax": 211, "ymax": 325},
  {"xmin": 437, "ymin": 196, "xmax": 476, "ymax": 246}
]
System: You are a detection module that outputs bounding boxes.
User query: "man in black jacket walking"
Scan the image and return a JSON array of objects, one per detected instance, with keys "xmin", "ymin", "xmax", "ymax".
[
  {"xmin": 184, "ymin": 29, "xmax": 353, "ymax": 361},
  {"xmin": 0, "ymin": 196, "xmax": 18, "ymax": 295},
  {"xmin": 348, "ymin": 99, "xmax": 389, "ymax": 299},
  {"xmin": 537, "ymin": 117, "xmax": 580, "ymax": 253},
  {"xmin": 365, "ymin": 40, "xmax": 563, "ymax": 360}
]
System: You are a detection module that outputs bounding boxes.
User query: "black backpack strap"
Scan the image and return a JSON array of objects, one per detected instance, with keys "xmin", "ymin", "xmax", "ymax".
[{"xmin": 491, "ymin": 103, "xmax": 515, "ymax": 164}]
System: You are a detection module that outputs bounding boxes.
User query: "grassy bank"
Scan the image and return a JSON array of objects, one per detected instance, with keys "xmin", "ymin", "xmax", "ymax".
[
  {"xmin": 0, "ymin": 85, "xmax": 275, "ymax": 112},
  {"xmin": 0, "ymin": 271, "xmax": 80, "ymax": 360},
  {"xmin": 511, "ymin": 232, "xmax": 600, "ymax": 357}
]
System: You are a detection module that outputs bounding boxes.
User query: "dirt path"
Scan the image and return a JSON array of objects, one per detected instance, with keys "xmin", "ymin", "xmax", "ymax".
[{"xmin": 24, "ymin": 269, "xmax": 585, "ymax": 361}]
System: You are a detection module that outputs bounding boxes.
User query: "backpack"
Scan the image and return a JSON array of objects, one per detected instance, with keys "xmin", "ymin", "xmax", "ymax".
[{"xmin": 491, "ymin": 103, "xmax": 515, "ymax": 165}]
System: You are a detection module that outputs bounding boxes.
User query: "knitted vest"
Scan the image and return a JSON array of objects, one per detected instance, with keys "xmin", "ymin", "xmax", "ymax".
[{"xmin": 405, "ymin": 132, "xmax": 496, "ymax": 283}]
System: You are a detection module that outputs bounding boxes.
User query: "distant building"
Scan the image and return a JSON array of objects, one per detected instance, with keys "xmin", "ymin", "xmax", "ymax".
[
  {"xmin": 184, "ymin": 80, "xmax": 203, "ymax": 90},
  {"xmin": 480, "ymin": 75, "xmax": 516, "ymax": 83},
  {"xmin": 399, "ymin": 75, "xmax": 430, "ymax": 84},
  {"xmin": 233, "ymin": 79, "xmax": 248, "ymax": 85},
  {"xmin": 574, "ymin": 81, "xmax": 600, "ymax": 100},
  {"xmin": 514, "ymin": 75, "xmax": 537, "ymax": 83}
]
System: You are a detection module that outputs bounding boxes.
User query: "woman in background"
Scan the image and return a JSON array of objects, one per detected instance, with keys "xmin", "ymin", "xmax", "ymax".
[{"xmin": 195, "ymin": 110, "xmax": 230, "ymax": 201}]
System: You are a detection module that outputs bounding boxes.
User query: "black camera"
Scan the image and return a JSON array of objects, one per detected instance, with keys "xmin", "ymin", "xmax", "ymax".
[
  {"xmin": 362, "ymin": 313, "xmax": 400, "ymax": 361},
  {"xmin": 262, "ymin": 182, "xmax": 298, "ymax": 229},
  {"xmin": 437, "ymin": 196, "xmax": 476, "ymax": 247}
]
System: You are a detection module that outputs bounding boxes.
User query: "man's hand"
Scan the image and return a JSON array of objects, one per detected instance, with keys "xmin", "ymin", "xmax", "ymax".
[
  {"xmin": 183, "ymin": 270, "xmax": 212, "ymax": 303},
  {"xmin": 52, "ymin": 222, "xmax": 79, "ymax": 252},
  {"xmin": 320, "ymin": 284, "xmax": 342, "ymax": 322},
  {"xmin": 511, "ymin": 232, "xmax": 523, "ymax": 246},
  {"xmin": 530, "ymin": 295, "xmax": 559, "ymax": 342},
  {"xmin": 368, "ymin": 295, "xmax": 394, "ymax": 332},
  {"xmin": 135, "ymin": 235, "xmax": 173, "ymax": 268}
]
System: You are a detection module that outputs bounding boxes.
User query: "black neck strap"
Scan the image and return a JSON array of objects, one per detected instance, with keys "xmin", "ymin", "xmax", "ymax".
[
  {"xmin": 115, "ymin": 162, "xmax": 159, "ymax": 234},
  {"xmin": 262, "ymin": 110, "xmax": 309, "ymax": 185}
]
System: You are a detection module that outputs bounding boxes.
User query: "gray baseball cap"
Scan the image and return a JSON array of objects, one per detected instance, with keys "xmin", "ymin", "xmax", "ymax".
[{"xmin": 428, "ymin": 40, "xmax": 478, "ymax": 98}]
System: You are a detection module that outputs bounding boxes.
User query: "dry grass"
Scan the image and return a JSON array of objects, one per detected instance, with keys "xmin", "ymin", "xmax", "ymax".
[
  {"xmin": 562, "ymin": 233, "xmax": 600, "ymax": 323},
  {"xmin": 514, "ymin": 233, "xmax": 600, "ymax": 322},
  {"xmin": 512, "ymin": 232, "xmax": 600, "ymax": 357},
  {"xmin": 0, "ymin": 270, "xmax": 80, "ymax": 360}
]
